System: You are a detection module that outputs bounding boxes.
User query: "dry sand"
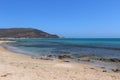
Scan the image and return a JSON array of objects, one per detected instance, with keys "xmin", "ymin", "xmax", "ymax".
[{"xmin": 0, "ymin": 41, "xmax": 120, "ymax": 80}]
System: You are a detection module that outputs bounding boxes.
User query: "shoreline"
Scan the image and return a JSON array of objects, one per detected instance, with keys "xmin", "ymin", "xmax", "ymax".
[
  {"xmin": 0, "ymin": 41, "xmax": 120, "ymax": 80},
  {"xmin": 2, "ymin": 41, "xmax": 120, "ymax": 73}
]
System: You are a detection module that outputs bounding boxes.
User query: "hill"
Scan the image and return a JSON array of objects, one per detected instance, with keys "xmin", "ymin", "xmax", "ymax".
[{"xmin": 0, "ymin": 28, "xmax": 59, "ymax": 38}]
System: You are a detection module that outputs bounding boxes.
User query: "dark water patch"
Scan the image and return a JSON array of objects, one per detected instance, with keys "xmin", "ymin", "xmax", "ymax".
[
  {"xmin": 71, "ymin": 54, "xmax": 96, "ymax": 58},
  {"xmin": 12, "ymin": 41, "xmax": 120, "ymax": 53},
  {"xmin": 95, "ymin": 58, "xmax": 120, "ymax": 62},
  {"xmin": 51, "ymin": 50, "xmax": 71, "ymax": 54}
]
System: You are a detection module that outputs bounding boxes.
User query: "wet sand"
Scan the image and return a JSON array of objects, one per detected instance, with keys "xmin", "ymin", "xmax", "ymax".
[{"xmin": 0, "ymin": 41, "xmax": 120, "ymax": 80}]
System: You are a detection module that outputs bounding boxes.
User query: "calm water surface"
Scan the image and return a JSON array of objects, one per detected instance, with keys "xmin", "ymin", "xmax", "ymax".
[{"xmin": 5, "ymin": 38, "xmax": 120, "ymax": 59}]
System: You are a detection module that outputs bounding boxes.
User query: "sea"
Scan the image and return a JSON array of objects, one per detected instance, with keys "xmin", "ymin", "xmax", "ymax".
[{"xmin": 2, "ymin": 38, "xmax": 120, "ymax": 71}]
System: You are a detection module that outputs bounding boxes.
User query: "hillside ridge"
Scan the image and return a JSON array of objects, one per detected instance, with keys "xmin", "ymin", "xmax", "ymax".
[{"xmin": 0, "ymin": 28, "xmax": 59, "ymax": 38}]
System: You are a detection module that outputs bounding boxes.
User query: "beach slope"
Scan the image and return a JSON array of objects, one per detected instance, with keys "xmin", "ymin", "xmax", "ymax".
[{"xmin": 0, "ymin": 41, "xmax": 120, "ymax": 80}]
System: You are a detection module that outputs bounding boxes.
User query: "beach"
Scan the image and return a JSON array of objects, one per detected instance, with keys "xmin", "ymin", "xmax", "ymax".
[{"xmin": 0, "ymin": 41, "xmax": 120, "ymax": 80}]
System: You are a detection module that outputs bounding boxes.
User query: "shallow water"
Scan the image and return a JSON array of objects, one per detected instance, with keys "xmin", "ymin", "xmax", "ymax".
[
  {"xmin": 3, "ymin": 38, "xmax": 120, "ymax": 72},
  {"xmin": 6, "ymin": 38, "xmax": 120, "ymax": 58}
]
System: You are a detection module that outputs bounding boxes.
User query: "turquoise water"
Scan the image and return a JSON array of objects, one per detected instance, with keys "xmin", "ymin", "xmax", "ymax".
[
  {"xmin": 6, "ymin": 38, "xmax": 120, "ymax": 59},
  {"xmin": 3, "ymin": 38, "xmax": 120, "ymax": 71}
]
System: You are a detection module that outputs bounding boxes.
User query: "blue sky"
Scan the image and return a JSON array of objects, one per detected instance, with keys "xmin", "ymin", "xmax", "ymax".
[{"xmin": 0, "ymin": 0, "xmax": 120, "ymax": 38}]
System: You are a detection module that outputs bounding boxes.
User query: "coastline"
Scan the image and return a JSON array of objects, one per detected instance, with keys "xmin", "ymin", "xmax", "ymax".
[{"xmin": 0, "ymin": 41, "xmax": 120, "ymax": 80}]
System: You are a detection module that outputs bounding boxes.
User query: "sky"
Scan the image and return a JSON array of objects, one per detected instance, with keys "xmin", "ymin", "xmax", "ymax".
[{"xmin": 0, "ymin": 0, "xmax": 120, "ymax": 38}]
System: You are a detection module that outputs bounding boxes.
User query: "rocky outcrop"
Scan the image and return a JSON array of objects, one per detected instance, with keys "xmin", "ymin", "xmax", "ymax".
[{"xmin": 0, "ymin": 28, "xmax": 59, "ymax": 38}]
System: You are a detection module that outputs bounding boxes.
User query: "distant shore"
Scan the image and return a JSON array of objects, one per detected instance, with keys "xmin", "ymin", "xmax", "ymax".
[{"xmin": 0, "ymin": 41, "xmax": 120, "ymax": 80}]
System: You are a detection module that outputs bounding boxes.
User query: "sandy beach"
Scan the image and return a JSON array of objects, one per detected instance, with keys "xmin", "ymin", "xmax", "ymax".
[{"xmin": 0, "ymin": 41, "xmax": 120, "ymax": 80}]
